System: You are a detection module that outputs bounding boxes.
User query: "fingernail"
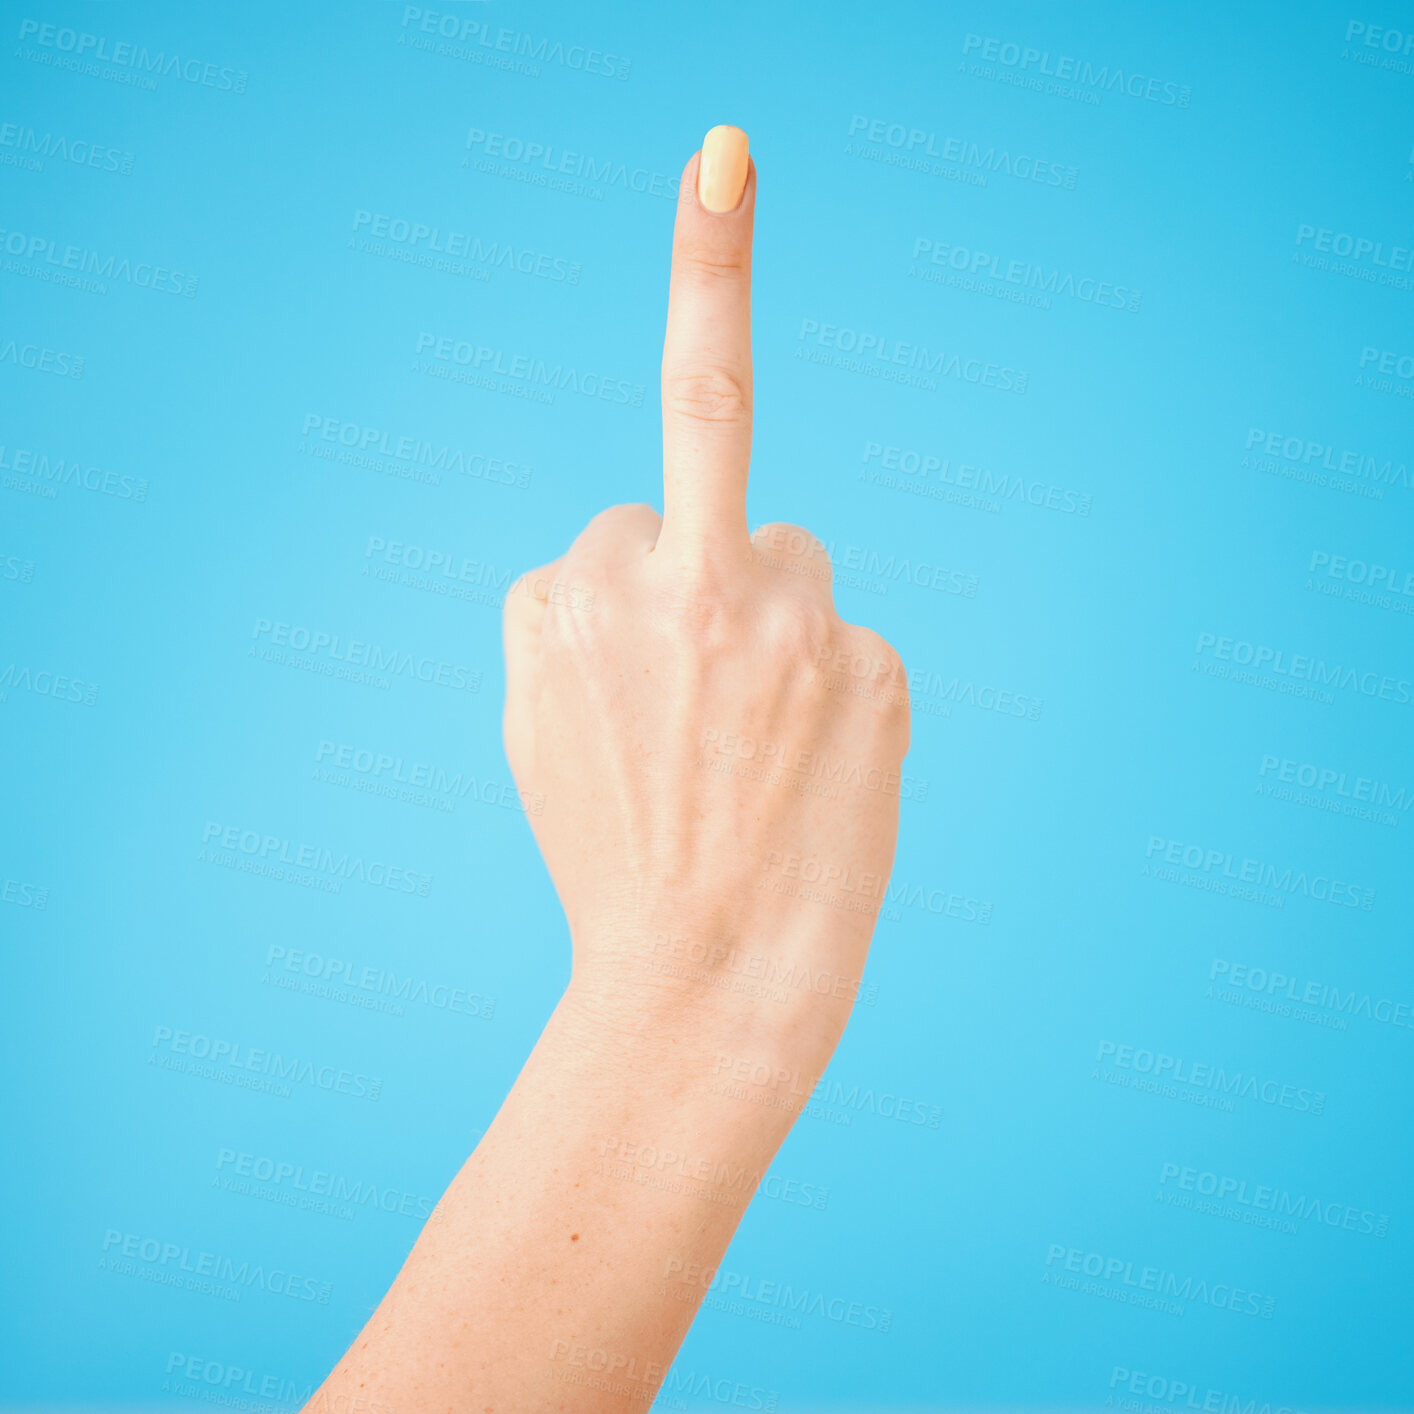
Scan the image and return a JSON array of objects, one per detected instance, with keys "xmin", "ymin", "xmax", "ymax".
[{"xmin": 697, "ymin": 125, "xmax": 749, "ymax": 213}]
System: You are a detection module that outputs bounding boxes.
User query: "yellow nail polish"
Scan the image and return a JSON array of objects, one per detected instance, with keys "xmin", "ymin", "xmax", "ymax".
[{"xmin": 697, "ymin": 125, "xmax": 749, "ymax": 213}]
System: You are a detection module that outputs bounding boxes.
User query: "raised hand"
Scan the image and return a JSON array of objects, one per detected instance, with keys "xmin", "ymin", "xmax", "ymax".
[
  {"xmin": 504, "ymin": 124, "xmax": 911, "ymax": 1063},
  {"xmin": 305, "ymin": 127, "xmax": 911, "ymax": 1414}
]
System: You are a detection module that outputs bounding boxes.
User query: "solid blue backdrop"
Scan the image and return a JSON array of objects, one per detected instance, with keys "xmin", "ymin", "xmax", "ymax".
[{"xmin": 2, "ymin": 1, "xmax": 1411, "ymax": 1408}]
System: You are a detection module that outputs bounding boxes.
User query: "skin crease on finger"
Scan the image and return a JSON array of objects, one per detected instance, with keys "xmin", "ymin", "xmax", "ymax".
[{"xmin": 302, "ymin": 125, "xmax": 911, "ymax": 1414}]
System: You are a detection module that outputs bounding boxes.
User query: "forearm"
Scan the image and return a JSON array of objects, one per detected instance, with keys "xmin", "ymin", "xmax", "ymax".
[{"xmin": 307, "ymin": 966, "xmax": 845, "ymax": 1412}]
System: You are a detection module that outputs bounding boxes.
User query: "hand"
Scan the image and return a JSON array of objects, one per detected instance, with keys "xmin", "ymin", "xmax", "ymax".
[
  {"xmin": 306, "ymin": 128, "xmax": 910, "ymax": 1414},
  {"xmin": 503, "ymin": 126, "xmax": 911, "ymax": 1067}
]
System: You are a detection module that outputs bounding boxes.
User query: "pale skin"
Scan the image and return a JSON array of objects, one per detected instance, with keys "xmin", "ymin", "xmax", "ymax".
[{"xmin": 304, "ymin": 126, "xmax": 910, "ymax": 1413}]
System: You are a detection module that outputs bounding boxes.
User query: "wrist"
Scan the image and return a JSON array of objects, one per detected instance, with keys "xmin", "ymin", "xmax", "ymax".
[{"xmin": 556, "ymin": 952, "xmax": 850, "ymax": 1113}]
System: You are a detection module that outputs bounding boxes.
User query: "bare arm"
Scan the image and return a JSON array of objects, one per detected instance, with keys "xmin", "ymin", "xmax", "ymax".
[{"xmin": 305, "ymin": 124, "xmax": 910, "ymax": 1413}]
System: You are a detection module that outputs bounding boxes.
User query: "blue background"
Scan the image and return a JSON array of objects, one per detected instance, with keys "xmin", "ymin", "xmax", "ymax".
[{"xmin": 2, "ymin": 1, "xmax": 1411, "ymax": 1408}]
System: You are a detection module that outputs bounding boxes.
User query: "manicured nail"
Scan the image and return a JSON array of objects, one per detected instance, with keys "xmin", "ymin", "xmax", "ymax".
[{"xmin": 697, "ymin": 125, "xmax": 749, "ymax": 213}]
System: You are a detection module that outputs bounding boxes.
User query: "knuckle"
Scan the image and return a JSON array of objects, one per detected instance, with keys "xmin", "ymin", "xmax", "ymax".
[
  {"xmin": 752, "ymin": 521, "xmax": 807, "ymax": 551},
  {"xmin": 677, "ymin": 240, "xmax": 749, "ymax": 282},
  {"xmin": 856, "ymin": 627, "xmax": 905, "ymax": 682},
  {"xmin": 504, "ymin": 568, "xmax": 547, "ymax": 624},
  {"xmin": 652, "ymin": 579, "xmax": 743, "ymax": 651},
  {"xmin": 754, "ymin": 522, "xmax": 830, "ymax": 570},
  {"xmin": 841, "ymin": 627, "xmax": 909, "ymax": 719},
  {"xmin": 544, "ymin": 581, "xmax": 614, "ymax": 654},
  {"xmin": 655, "ymin": 544, "xmax": 738, "ymax": 602},
  {"xmin": 503, "ymin": 572, "xmax": 531, "ymax": 617},
  {"xmin": 585, "ymin": 502, "xmax": 659, "ymax": 536},
  {"xmin": 761, "ymin": 596, "xmax": 835, "ymax": 662},
  {"xmin": 663, "ymin": 365, "xmax": 751, "ymax": 425}
]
